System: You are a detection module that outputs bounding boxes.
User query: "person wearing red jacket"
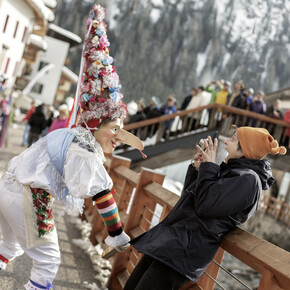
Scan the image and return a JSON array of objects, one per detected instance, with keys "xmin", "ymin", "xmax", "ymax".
[{"xmin": 21, "ymin": 102, "xmax": 35, "ymax": 146}]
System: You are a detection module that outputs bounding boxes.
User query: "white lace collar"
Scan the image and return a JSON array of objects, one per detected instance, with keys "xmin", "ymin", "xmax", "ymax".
[{"xmin": 70, "ymin": 127, "xmax": 106, "ymax": 164}]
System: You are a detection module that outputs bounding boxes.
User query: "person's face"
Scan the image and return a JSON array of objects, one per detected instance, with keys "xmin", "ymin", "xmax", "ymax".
[
  {"xmin": 274, "ymin": 101, "xmax": 281, "ymax": 109},
  {"xmin": 190, "ymin": 90, "xmax": 196, "ymax": 96},
  {"xmin": 233, "ymin": 82, "xmax": 241, "ymax": 91},
  {"xmin": 223, "ymin": 85, "xmax": 229, "ymax": 91},
  {"xmin": 93, "ymin": 119, "xmax": 123, "ymax": 154},
  {"xmin": 59, "ymin": 111, "xmax": 67, "ymax": 120},
  {"xmin": 224, "ymin": 132, "xmax": 244, "ymax": 162}
]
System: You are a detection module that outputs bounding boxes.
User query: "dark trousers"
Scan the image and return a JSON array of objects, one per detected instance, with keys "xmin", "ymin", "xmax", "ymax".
[
  {"xmin": 124, "ymin": 255, "xmax": 189, "ymax": 290},
  {"xmin": 28, "ymin": 132, "xmax": 40, "ymax": 147}
]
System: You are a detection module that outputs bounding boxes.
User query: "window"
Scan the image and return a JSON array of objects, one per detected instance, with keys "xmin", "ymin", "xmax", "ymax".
[
  {"xmin": 3, "ymin": 15, "xmax": 9, "ymax": 33},
  {"xmin": 13, "ymin": 21, "xmax": 19, "ymax": 38},
  {"xmin": 22, "ymin": 26, "xmax": 28, "ymax": 43},
  {"xmin": 38, "ymin": 61, "xmax": 49, "ymax": 71},
  {"xmin": 4, "ymin": 58, "xmax": 10, "ymax": 74},
  {"xmin": 31, "ymin": 82, "xmax": 43, "ymax": 94}
]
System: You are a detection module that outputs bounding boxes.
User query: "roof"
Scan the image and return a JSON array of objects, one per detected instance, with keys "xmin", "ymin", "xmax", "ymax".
[
  {"xmin": 62, "ymin": 66, "xmax": 79, "ymax": 84},
  {"xmin": 47, "ymin": 24, "xmax": 82, "ymax": 47},
  {"xmin": 28, "ymin": 34, "xmax": 48, "ymax": 51},
  {"xmin": 26, "ymin": 0, "xmax": 55, "ymax": 22},
  {"xmin": 43, "ymin": 0, "xmax": 57, "ymax": 9}
]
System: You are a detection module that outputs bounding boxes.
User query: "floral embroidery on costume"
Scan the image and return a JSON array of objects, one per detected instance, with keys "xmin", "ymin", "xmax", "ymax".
[{"xmin": 30, "ymin": 188, "xmax": 54, "ymax": 237}]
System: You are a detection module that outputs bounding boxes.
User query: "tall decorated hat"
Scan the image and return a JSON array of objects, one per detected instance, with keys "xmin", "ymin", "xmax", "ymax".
[{"xmin": 68, "ymin": 4, "xmax": 144, "ymax": 152}]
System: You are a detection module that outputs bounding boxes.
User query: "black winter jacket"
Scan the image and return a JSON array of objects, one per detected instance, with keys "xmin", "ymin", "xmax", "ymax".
[
  {"xmin": 231, "ymin": 93, "xmax": 245, "ymax": 109},
  {"xmin": 28, "ymin": 105, "xmax": 46, "ymax": 134},
  {"xmin": 131, "ymin": 158, "xmax": 274, "ymax": 281}
]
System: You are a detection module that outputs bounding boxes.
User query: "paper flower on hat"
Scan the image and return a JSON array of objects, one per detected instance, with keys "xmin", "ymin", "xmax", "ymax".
[
  {"xmin": 67, "ymin": 4, "xmax": 145, "ymax": 156},
  {"xmin": 77, "ymin": 4, "xmax": 128, "ymax": 125}
]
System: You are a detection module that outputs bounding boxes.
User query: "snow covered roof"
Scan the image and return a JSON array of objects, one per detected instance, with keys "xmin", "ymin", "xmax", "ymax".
[
  {"xmin": 62, "ymin": 66, "xmax": 78, "ymax": 84},
  {"xmin": 43, "ymin": 0, "xmax": 57, "ymax": 9},
  {"xmin": 27, "ymin": 0, "xmax": 55, "ymax": 22},
  {"xmin": 48, "ymin": 24, "xmax": 82, "ymax": 47},
  {"xmin": 28, "ymin": 34, "xmax": 48, "ymax": 51}
]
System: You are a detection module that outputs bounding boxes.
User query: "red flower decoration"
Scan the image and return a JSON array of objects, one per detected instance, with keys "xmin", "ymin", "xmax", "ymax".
[{"xmin": 99, "ymin": 70, "xmax": 107, "ymax": 77}]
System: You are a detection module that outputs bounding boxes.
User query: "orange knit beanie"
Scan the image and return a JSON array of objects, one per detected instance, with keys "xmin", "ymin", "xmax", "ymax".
[{"xmin": 237, "ymin": 127, "xmax": 287, "ymax": 159}]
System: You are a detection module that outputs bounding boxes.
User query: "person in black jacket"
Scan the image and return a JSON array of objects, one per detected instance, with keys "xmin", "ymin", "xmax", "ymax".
[
  {"xmin": 180, "ymin": 87, "xmax": 197, "ymax": 110},
  {"xmin": 28, "ymin": 104, "xmax": 47, "ymax": 146},
  {"xmin": 227, "ymin": 80, "xmax": 246, "ymax": 109},
  {"xmin": 124, "ymin": 127, "xmax": 286, "ymax": 290}
]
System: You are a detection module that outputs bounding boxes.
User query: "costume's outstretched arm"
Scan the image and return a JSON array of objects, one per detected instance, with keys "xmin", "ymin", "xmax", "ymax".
[{"xmin": 92, "ymin": 189, "xmax": 130, "ymax": 247}]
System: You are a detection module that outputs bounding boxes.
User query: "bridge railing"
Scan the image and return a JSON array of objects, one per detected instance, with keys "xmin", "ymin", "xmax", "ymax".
[
  {"xmin": 81, "ymin": 155, "xmax": 290, "ymax": 290},
  {"xmin": 122, "ymin": 103, "xmax": 290, "ymax": 147}
]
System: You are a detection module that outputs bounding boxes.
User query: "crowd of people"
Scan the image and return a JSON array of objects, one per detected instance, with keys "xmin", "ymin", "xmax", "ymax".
[
  {"xmin": 21, "ymin": 102, "xmax": 69, "ymax": 147},
  {"xmin": 127, "ymin": 79, "xmax": 290, "ymax": 147}
]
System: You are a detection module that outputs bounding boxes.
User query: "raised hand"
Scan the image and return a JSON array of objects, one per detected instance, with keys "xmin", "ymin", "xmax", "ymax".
[
  {"xmin": 196, "ymin": 136, "xmax": 218, "ymax": 164},
  {"xmin": 192, "ymin": 152, "xmax": 203, "ymax": 171}
]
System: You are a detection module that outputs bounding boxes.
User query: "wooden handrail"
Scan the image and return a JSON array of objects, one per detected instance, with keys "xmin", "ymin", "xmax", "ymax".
[
  {"xmin": 121, "ymin": 103, "xmax": 290, "ymax": 162},
  {"xmin": 124, "ymin": 103, "xmax": 290, "ymax": 130},
  {"xmin": 221, "ymin": 228, "xmax": 290, "ymax": 289},
  {"xmin": 81, "ymin": 155, "xmax": 290, "ymax": 290}
]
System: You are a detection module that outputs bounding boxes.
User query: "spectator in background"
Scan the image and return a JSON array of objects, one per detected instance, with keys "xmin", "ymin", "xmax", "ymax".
[
  {"xmin": 42, "ymin": 107, "xmax": 54, "ymax": 136},
  {"xmin": 265, "ymin": 99, "xmax": 283, "ymax": 120},
  {"xmin": 180, "ymin": 88, "xmax": 197, "ymax": 110},
  {"xmin": 250, "ymin": 91, "xmax": 266, "ymax": 112},
  {"xmin": 0, "ymin": 96, "xmax": 9, "ymax": 132},
  {"xmin": 129, "ymin": 101, "xmax": 146, "ymax": 124},
  {"xmin": 265, "ymin": 99, "xmax": 283, "ymax": 135},
  {"xmin": 160, "ymin": 94, "xmax": 178, "ymax": 136},
  {"xmin": 205, "ymin": 80, "xmax": 223, "ymax": 104},
  {"xmin": 143, "ymin": 96, "xmax": 161, "ymax": 119},
  {"xmin": 126, "ymin": 101, "xmax": 138, "ymax": 121},
  {"xmin": 215, "ymin": 81, "xmax": 231, "ymax": 121},
  {"xmin": 247, "ymin": 91, "xmax": 266, "ymax": 127},
  {"xmin": 0, "ymin": 76, "xmax": 7, "ymax": 94},
  {"xmin": 227, "ymin": 80, "xmax": 246, "ymax": 109},
  {"xmin": 245, "ymin": 88, "xmax": 254, "ymax": 110},
  {"xmin": 21, "ymin": 101, "xmax": 35, "ymax": 146},
  {"xmin": 47, "ymin": 104, "xmax": 69, "ymax": 134},
  {"xmin": 186, "ymin": 86, "xmax": 211, "ymax": 128},
  {"xmin": 28, "ymin": 104, "xmax": 47, "ymax": 146}
]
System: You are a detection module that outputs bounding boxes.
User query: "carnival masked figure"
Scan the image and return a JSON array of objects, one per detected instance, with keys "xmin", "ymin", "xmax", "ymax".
[{"xmin": 0, "ymin": 4, "xmax": 144, "ymax": 289}]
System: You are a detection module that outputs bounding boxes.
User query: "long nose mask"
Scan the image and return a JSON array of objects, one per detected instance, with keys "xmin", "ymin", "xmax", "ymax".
[{"xmin": 117, "ymin": 129, "xmax": 147, "ymax": 159}]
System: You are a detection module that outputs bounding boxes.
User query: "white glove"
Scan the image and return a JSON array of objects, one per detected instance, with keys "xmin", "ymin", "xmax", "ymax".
[
  {"xmin": 104, "ymin": 231, "xmax": 130, "ymax": 248},
  {"xmin": 115, "ymin": 243, "xmax": 130, "ymax": 252}
]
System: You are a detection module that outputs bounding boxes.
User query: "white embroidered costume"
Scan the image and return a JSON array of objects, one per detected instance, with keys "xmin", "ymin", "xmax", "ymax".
[{"xmin": 0, "ymin": 127, "xmax": 112, "ymax": 287}]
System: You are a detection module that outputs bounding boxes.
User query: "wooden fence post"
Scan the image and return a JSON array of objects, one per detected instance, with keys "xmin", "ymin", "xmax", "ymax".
[{"xmin": 108, "ymin": 168, "xmax": 165, "ymax": 290}]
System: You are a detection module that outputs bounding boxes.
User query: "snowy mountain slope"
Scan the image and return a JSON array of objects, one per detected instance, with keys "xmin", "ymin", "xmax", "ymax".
[{"xmin": 55, "ymin": 0, "xmax": 290, "ymax": 103}]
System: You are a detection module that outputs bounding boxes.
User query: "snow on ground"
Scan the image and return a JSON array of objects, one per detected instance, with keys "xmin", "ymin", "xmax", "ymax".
[{"xmin": 67, "ymin": 215, "xmax": 112, "ymax": 290}]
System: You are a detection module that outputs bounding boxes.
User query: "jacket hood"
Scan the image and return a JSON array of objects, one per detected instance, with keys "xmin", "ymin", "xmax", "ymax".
[
  {"xmin": 223, "ymin": 158, "xmax": 275, "ymax": 190},
  {"xmin": 35, "ymin": 105, "xmax": 44, "ymax": 114}
]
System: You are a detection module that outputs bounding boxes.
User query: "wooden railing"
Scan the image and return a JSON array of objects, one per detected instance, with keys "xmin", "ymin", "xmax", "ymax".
[
  {"xmin": 81, "ymin": 155, "xmax": 290, "ymax": 290},
  {"xmin": 122, "ymin": 103, "xmax": 290, "ymax": 148}
]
